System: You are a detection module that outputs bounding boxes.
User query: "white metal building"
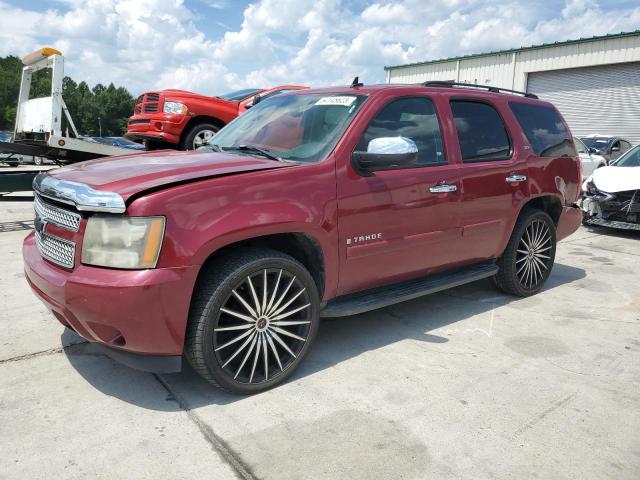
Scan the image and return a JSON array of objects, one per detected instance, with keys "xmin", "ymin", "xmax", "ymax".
[{"xmin": 385, "ymin": 31, "xmax": 640, "ymax": 145}]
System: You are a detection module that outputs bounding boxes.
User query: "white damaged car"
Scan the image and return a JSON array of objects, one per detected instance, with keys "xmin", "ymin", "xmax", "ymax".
[{"xmin": 582, "ymin": 145, "xmax": 640, "ymax": 231}]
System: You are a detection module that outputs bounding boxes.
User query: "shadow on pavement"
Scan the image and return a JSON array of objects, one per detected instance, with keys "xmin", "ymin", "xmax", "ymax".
[{"xmin": 63, "ymin": 262, "xmax": 586, "ymax": 410}]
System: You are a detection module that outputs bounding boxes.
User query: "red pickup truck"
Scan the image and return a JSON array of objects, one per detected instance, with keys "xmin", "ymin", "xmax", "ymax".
[
  {"xmin": 25, "ymin": 82, "xmax": 582, "ymax": 394},
  {"xmin": 126, "ymin": 85, "xmax": 306, "ymax": 150}
]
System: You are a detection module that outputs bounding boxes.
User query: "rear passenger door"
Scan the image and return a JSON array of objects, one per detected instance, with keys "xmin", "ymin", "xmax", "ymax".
[{"xmin": 452, "ymin": 100, "xmax": 529, "ymax": 263}]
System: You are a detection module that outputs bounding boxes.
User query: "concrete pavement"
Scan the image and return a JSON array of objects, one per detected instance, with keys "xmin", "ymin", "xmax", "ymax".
[{"xmin": 1, "ymin": 197, "xmax": 639, "ymax": 479}]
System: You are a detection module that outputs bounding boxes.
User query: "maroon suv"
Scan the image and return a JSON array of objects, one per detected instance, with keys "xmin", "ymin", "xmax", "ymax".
[{"xmin": 24, "ymin": 82, "xmax": 582, "ymax": 394}]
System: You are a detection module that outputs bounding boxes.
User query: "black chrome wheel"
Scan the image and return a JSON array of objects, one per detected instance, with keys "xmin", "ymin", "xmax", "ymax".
[
  {"xmin": 214, "ymin": 268, "xmax": 313, "ymax": 385},
  {"xmin": 514, "ymin": 218, "xmax": 553, "ymax": 289},
  {"xmin": 493, "ymin": 209, "xmax": 556, "ymax": 297},
  {"xmin": 185, "ymin": 249, "xmax": 319, "ymax": 394}
]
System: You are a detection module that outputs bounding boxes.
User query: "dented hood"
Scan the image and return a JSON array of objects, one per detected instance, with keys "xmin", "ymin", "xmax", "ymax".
[
  {"xmin": 46, "ymin": 149, "xmax": 292, "ymax": 201},
  {"xmin": 590, "ymin": 166, "xmax": 640, "ymax": 193}
]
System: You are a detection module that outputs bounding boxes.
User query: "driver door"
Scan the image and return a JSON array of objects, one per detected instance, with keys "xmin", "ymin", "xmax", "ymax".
[{"xmin": 336, "ymin": 95, "xmax": 462, "ymax": 295}]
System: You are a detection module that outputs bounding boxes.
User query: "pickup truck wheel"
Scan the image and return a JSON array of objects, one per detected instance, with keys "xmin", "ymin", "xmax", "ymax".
[
  {"xmin": 493, "ymin": 209, "xmax": 556, "ymax": 297},
  {"xmin": 185, "ymin": 249, "xmax": 320, "ymax": 394},
  {"xmin": 181, "ymin": 123, "xmax": 219, "ymax": 150}
]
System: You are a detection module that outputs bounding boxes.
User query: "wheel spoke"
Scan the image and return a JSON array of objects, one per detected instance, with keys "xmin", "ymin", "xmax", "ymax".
[
  {"xmin": 516, "ymin": 249, "xmax": 529, "ymax": 255},
  {"xmin": 269, "ymin": 330, "xmax": 297, "ymax": 358},
  {"xmin": 262, "ymin": 332, "xmax": 269, "ymax": 381},
  {"xmin": 246, "ymin": 276, "xmax": 262, "ymax": 316},
  {"xmin": 265, "ymin": 269, "xmax": 282, "ymax": 315},
  {"xmin": 221, "ymin": 331, "xmax": 256, "ymax": 368},
  {"xmin": 516, "ymin": 256, "xmax": 528, "ymax": 264},
  {"xmin": 270, "ymin": 288, "xmax": 306, "ymax": 318},
  {"xmin": 220, "ymin": 307, "xmax": 255, "ymax": 323},
  {"xmin": 535, "ymin": 244, "xmax": 552, "ymax": 253},
  {"xmin": 249, "ymin": 334, "xmax": 262, "ymax": 383},
  {"xmin": 271, "ymin": 303, "xmax": 311, "ymax": 321},
  {"xmin": 234, "ymin": 333, "xmax": 258, "ymax": 379},
  {"xmin": 261, "ymin": 270, "xmax": 268, "ymax": 315},
  {"xmin": 215, "ymin": 328, "xmax": 254, "ymax": 352},
  {"xmin": 232, "ymin": 289, "xmax": 258, "ymax": 318},
  {"xmin": 532, "ymin": 255, "xmax": 548, "ymax": 270},
  {"xmin": 214, "ymin": 323, "xmax": 254, "ymax": 332},
  {"xmin": 271, "ymin": 319, "xmax": 312, "ymax": 327},
  {"xmin": 266, "ymin": 275, "xmax": 296, "ymax": 316},
  {"xmin": 265, "ymin": 331, "xmax": 284, "ymax": 372},
  {"xmin": 516, "ymin": 260, "xmax": 528, "ymax": 276},
  {"xmin": 270, "ymin": 325, "xmax": 306, "ymax": 342}
]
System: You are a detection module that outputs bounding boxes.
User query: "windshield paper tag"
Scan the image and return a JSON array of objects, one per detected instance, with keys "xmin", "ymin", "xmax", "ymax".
[{"xmin": 315, "ymin": 96, "xmax": 356, "ymax": 106}]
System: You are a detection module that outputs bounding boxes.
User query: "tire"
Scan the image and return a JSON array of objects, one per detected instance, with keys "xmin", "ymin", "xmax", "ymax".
[
  {"xmin": 180, "ymin": 123, "xmax": 220, "ymax": 150},
  {"xmin": 185, "ymin": 248, "xmax": 320, "ymax": 394},
  {"xmin": 33, "ymin": 156, "xmax": 43, "ymax": 166},
  {"xmin": 492, "ymin": 209, "xmax": 556, "ymax": 297}
]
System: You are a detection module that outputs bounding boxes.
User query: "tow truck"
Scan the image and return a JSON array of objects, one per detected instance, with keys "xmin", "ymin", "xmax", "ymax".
[{"xmin": 0, "ymin": 48, "xmax": 134, "ymax": 193}]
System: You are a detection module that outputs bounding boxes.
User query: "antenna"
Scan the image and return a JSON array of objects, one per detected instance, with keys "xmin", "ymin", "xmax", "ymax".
[{"xmin": 351, "ymin": 76, "xmax": 363, "ymax": 88}]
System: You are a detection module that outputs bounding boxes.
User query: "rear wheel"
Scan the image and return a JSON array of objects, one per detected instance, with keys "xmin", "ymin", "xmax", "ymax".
[
  {"xmin": 181, "ymin": 123, "xmax": 219, "ymax": 150},
  {"xmin": 493, "ymin": 209, "xmax": 556, "ymax": 297},
  {"xmin": 185, "ymin": 249, "xmax": 320, "ymax": 394}
]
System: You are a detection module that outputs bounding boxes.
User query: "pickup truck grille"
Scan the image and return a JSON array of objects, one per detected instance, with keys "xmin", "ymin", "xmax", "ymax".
[
  {"xmin": 35, "ymin": 231, "xmax": 75, "ymax": 269},
  {"xmin": 133, "ymin": 92, "xmax": 162, "ymax": 115},
  {"xmin": 34, "ymin": 194, "xmax": 81, "ymax": 231}
]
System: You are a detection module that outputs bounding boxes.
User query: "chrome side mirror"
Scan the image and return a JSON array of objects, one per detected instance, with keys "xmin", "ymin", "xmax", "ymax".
[{"xmin": 351, "ymin": 137, "xmax": 418, "ymax": 176}]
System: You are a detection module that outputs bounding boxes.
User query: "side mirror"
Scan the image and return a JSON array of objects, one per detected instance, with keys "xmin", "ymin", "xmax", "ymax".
[
  {"xmin": 246, "ymin": 94, "xmax": 262, "ymax": 109},
  {"xmin": 588, "ymin": 147, "xmax": 598, "ymax": 154},
  {"xmin": 351, "ymin": 137, "xmax": 418, "ymax": 176},
  {"xmin": 611, "ymin": 146, "xmax": 620, "ymax": 152}
]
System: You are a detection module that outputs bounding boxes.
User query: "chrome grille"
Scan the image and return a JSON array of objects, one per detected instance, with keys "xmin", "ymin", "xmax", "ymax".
[
  {"xmin": 35, "ymin": 231, "xmax": 75, "ymax": 268},
  {"xmin": 34, "ymin": 194, "xmax": 81, "ymax": 231}
]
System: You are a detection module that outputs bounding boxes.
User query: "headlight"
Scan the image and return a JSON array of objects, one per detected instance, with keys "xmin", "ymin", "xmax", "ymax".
[
  {"xmin": 82, "ymin": 216, "xmax": 165, "ymax": 269},
  {"xmin": 163, "ymin": 101, "xmax": 188, "ymax": 114}
]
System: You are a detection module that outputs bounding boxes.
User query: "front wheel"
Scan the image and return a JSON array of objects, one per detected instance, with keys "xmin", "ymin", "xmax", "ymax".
[
  {"xmin": 181, "ymin": 123, "xmax": 219, "ymax": 150},
  {"xmin": 185, "ymin": 249, "xmax": 320, "ymax": 394},
  {"xmin": 493, "ymin": 209, "xmax": 557, "ymax": 297}
]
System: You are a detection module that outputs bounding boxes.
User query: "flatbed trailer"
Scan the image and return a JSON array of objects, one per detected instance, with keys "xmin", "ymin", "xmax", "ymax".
[{"xmin": 0, "ymin": 48, "xmax": 134, "ymax": 193}]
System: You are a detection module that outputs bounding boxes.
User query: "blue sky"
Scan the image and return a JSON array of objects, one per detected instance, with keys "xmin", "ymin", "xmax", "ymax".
[{"xmin": 0, "ymin": 1, "xmax": 638, "ymax": 96}]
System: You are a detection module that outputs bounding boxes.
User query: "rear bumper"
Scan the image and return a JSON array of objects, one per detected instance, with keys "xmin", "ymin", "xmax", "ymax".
[
  {"xmin": 557, "ymin": 205, "xmax": 582, "ymax": 241},
  {"xmin": 126, "ymin": 113, "xmax": 189, "ymax": 145},
  {"xmin": 23, "ymin": 232, "xmax": 199, "ymax": 364}
]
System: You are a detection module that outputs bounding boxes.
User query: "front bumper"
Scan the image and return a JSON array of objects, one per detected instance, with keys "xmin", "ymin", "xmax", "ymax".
[
  {"xmin": 23, "ymin": 232, "xmax": 199, "ymax": 370},
  {"xmin": 581, "ymin": 191, "xmax": 640, "ymax": 231},
  {"xmin": 126, "ymin": 113, "xmax": 189, "ymax": 145}
]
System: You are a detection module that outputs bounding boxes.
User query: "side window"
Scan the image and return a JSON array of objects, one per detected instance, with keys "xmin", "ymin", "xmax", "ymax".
[
  {"xmin": 509, "ymin": 102, "xmax": 576, "ymax": 157},
  {"xmin": 450, "ymin": 101, "xmax": 511, "ymax": 162},
  {"xmin": 357, "ymin": 97, "xmax": 445, "ymax": 166},
  {"xmin": 574, "ymin": 137, "xmax": 587, "ymax": 154}
]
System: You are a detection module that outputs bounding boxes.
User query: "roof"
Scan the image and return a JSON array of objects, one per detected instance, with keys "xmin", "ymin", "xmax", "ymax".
[{"xmin": 385, "ymin": 30, "xmax": 640, "ymax": 71}]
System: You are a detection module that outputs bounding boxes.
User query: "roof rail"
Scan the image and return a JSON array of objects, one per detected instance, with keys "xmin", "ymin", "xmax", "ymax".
[{"xmin": 422, "ymin": 81, "xmax": 539, "ymax": 99}]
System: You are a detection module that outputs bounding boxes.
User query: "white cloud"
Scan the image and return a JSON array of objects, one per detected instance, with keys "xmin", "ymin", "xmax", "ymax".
[{"xmin": 0, "ymin": 0, "xmax": 638, "ymax": 97}]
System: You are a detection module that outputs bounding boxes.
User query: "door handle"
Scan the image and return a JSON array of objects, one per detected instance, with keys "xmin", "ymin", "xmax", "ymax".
[
  {"xmin": 429, "ymin": 183, "xmax": 457, "ymax": 193},
  {"xmin": 506, "ymin": 174, "xmax": 527, "ymax": 183}
]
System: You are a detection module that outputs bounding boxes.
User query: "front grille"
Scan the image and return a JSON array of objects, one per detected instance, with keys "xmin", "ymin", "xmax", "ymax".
[
  {"xmin": 144, "ymin": 103, "xmax": 159, "ymax": 113},
  {"xmin": 128, "ymin": 119, "xmax": 150, "ymax": 125},
  {"xmin": 145, "ymin": 93, "xmax": 160, "ymax": 102},
  {"xmin": 34, "ymin": 195, "xmax": 81, "ymax": 231},
  {"xmin": 35, "ymin": 231, "xmax": 75, "ymax": 268}
]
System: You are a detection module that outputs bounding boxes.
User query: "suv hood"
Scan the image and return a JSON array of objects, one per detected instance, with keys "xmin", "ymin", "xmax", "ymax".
[
  {"xmin": 590, "ymin": 166, "xmax": 640, "ymax": 193},
  {"xmin": 46, "ymin": 150, "xmax": 292, "ymax": 202}
]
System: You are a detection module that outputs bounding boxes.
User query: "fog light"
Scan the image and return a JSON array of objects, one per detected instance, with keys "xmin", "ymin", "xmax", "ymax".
[{"xmin": 154, "ymin": 122, "xmax": 163, "ymax": 130}]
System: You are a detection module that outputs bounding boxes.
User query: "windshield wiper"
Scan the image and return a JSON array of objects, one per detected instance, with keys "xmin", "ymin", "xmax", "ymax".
[
  {"xmin": 196, "ymin": 143, "xmax": 222, "ymax": 152},
  {"xmin": 223, "ymin": 144, "xmax": 283, "ymax": 162}
]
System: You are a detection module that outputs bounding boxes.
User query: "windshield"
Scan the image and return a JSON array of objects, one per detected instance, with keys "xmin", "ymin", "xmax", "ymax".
[
  {"xmin": 218, "ymin": 88, "xmax": 262, "ymax": 102},
  {"xmin": 208, "ymin": 93, "xmax": 368, "ymax": 163},
  {"xmin": 581, "ymin": 137, "xmax": 612, "ymax": 150},
  {"xmin": 613, "ymin": 145, "xmax": 640, "ymax": 167}
]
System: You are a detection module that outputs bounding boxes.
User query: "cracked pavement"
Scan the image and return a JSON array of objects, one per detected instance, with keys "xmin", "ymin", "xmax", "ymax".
[{"xmin": 1, "ymin": 196, "xmax": 639, "ymax": 479}]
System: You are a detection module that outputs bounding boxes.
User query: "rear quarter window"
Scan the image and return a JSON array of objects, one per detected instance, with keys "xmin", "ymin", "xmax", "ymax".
[{"xmin": 509, "ymin": 102, "xmax": 576, "ymax": 157}]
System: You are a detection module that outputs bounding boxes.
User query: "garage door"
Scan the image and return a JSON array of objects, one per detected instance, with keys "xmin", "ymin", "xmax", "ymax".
[{"xmin": 526, "ymin": 62, "xmax": 640, "ymax": 145}]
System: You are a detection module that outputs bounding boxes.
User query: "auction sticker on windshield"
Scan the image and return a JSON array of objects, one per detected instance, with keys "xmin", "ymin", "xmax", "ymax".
[{"xmin": 315, "ymin": 96, "xmax": 357, "ymax": 106}]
